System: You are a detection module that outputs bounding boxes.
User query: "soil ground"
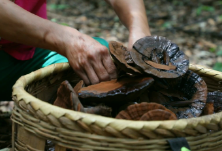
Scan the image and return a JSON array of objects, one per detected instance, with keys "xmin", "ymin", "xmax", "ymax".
[{"xmin": 47, "ymin": 0, "xmax": 222, "ymax": 70}]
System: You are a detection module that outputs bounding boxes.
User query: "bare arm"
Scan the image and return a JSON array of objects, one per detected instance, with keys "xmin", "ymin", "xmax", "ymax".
[
  {"xmin": 105, "ymin": 0, "xmax": 151, "ymax": 49},
  {"xmin": 0, "ymin": 0, "xmax": 63, "ymax": 52},
  {"xmin": 0, "ymin": 0, "xmax": 117, "ymax": 85}
]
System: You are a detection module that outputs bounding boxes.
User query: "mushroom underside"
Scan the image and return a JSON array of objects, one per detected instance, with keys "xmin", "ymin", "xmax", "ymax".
[{"xmin": 147, "ymin": 70, "xmax": 207, "ymax": 119}]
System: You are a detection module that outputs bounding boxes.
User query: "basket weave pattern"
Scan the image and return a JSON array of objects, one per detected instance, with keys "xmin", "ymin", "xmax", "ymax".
[{"xmin": 11, "ymin": 63, "xmax": 222, "ymax": 151}]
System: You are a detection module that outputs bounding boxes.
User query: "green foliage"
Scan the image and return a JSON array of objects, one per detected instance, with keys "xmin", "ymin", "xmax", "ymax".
[
  {"xmin": 47, "ymin": 4, "xmax": 69, "ymax": 10},
  {"xmin": 162, "ymin": 22, "xmax": 172, "ymax": 28},
  {"xmin": 59, "ymin": 22, "xmax": 69, "ymax": 26},
  {"xmin": 216, "ymin": 50, "xmax": 222, "ymax": 56},
  {"xmin": 114, "ymin": 16, "xmax": 119, "ymax": 22},
  {"xmin": 50, "ymin": 18, "xmax": 69, "ymax": 26},
  {"xmin": 215, "ymin": 1, "xmax": 222, "ymax": 5},
  {"xmin": 210, "ymin": 47, "xmax": 216, "ymax": 52},
  {"xmin": 50, "ymin": 18, "xmax": 57, "ymax": 22},
  {"xmin": 213, "ymin": 62, "xmax": 222, "ymax": 72},
  {"xmin": 96, "ymin": 32, "xmax": 102, "ymax": 37},
  {"xmin": 196, "ymin": 5, "xmax": 215, "ymax": 15},
  {"xmin": 172, "ymin": 1, "xmax": 183, "ymax": 6}
]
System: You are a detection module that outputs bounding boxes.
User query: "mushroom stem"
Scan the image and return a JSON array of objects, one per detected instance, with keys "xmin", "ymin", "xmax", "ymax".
[
  {"xmin": 144, "ymin": 60, "xmax": 176, "ymax": 70},
  {"xmin": 84, "ymin": 106, "xmax": 112, "ymax": 116},
  {"xmin": 70, "ymin": 91, "xmax": 85, "ymax": 112},
  {"xmin": 151, "ymin": 50, "xmax": 160, "ymax": 63},
  {"xmin": 163, "ymin": 51, "xmax": 170, "ymax": 65}
]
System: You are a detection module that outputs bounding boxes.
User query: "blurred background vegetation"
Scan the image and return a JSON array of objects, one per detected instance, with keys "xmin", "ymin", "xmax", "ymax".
[{"xmin": 47, "ymin": 0, "xmax": 222, "ymax": 71}]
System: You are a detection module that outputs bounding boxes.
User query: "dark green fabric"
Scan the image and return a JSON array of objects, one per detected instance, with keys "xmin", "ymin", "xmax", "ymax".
[
  {"xmin": 0, "ymin": 37, "xmax": 108, "ymax": 100},
  {"xmin": 167, "ymin": 137, "xmax": 191, "ymax": 151}
]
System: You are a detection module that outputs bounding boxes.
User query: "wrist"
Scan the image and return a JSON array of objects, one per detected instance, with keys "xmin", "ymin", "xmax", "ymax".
[
  {"xmin": 128, "ymin": 28, "xmax": 151, "ymax": 49},
  {"xmin": 129, "ymin": 25, "xmax": 151, "ymax": 38},
  {"xmin": 44, "ymin": 24, "xmax": 80, "ymax": 57}
]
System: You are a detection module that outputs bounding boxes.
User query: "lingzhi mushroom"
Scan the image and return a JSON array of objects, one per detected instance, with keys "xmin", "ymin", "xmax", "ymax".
[
  {"xmin": 78, "ymin": 76, "xmax": 154, "ymax": 106},
  {"xmin": 53, "ymin": 35, "xmax": 211, "ymax": 121},
  {"xmin": 148, "ymin": 70, "xmax": 207, "ymax": 119},
  {"xmin": 54, "ymin": 80, "xmax": 112, "ymax": 117},
  {"xmin": 131, "ymin": 36, "xmax": 189, "ymax": 78},
  {"xmin": 202, "ymin": 91, "xmax": 222, "ymax": 115},
  {"xmin": 116, "ymin": 102, "xmax": 177, "ymax": 121}
]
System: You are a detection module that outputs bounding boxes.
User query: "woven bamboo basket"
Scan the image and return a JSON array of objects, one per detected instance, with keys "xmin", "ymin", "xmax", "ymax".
[{"xmin": 11, "ymin": 62, "xmax": 222, "ymax": 151}]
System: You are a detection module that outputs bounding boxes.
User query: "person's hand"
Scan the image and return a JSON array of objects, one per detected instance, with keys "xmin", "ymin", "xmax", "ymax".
[{"xmin": 57, "ymin": 27, "xmax": 117, "ymax": 85}]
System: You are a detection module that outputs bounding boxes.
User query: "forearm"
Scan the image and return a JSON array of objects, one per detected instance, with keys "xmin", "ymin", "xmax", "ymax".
[
  {"xmin": 0, "ymin": 0, "xmax": 76, "ymax": 55},
  {"xmin": 0, "ymin": 1, "xmax": 117, "ymax": 85},
  {"xmin": 106, "ymin": 0, "xmax": 151, "ymax": 36}
]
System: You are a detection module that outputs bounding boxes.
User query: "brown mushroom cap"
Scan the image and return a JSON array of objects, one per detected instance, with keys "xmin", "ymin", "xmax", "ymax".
[
  {"xmin": 109, "ymin": 41, "xmax": 141, "ymax": 75},
  {"xmin": 131, "ymin": 36, "xmax": 189, "ymax": 78},
  {"xmin": 54, "ymin": 80, "xmax": 75, "ymax": 110},
  {"xmin": 140, "ymin": 109, "xmax": 177, "ymax": 121},
  {"xmin": 148, "ymin": 70, "xmax": 207, "ymax": 119},
  {"xmin": 115, "ymin": 102, "xmax": 177, "ymax": 120},
  {"xmin": 78, "ymin": 76, "xmax": 154, "ymax": 105},
  {"xmin": 54, "ymin": 80, "xmax": 112, "ymax": 116},
  {"xmin": 206, "ymin": 91, "xmax": 222, "ymax": 113}
]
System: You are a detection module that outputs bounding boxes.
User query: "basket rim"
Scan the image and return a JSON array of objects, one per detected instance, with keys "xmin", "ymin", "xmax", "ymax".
[{"xmin": 12, "ymin": 63, "xmax": 222, "ymax": 132}]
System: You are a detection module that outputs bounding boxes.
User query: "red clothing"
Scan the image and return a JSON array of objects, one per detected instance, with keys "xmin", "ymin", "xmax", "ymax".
[{"xmin": 0, "ymin": 0, "xmax": 47, "ymax": 60}]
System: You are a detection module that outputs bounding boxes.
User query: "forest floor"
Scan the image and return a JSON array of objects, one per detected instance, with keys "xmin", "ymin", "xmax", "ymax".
[
  {"xmin": 47, "ymin": 0, "xmax": 222, "ymax": 71},
  {"xmin": 1, "ymin": 1, "xmax": 222, "ymax": 110}
]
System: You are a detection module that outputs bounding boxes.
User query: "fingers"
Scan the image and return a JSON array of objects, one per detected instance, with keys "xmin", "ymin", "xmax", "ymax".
[
  {"xmin": 72, "ymin": 61, "xmax": 100, "ymax": 86},
  {"xmin": 87, "ymin": 46, "xmax": 110, "ymax": 84},
  {"xmin": 67, "ymin": 35, "xmax": 117, "ymax": 85},
  {"xmin": 72, "ymin": 51, "xmax": 112, "ymax": 85},
  {"xmin": 101, "ymin": 48, "xmax": 117, "ymax": 79},
  {"xmin": 72, "ymin": 67, "xmax": 90, "ymax": 85},
  {"xmin": 84, "ymin": 63, "xmax": 100, "ymax": 85},
  {"xmin": 92, "ymin": 62, "xmax": 110, "ymax": 82},
  {"xmin": 82, "ymin": 47, "xmax": 117, "ymax": 85},
  {"xmin": 75, "ymin": 62, "xmax": 110, "ymax": 86}
]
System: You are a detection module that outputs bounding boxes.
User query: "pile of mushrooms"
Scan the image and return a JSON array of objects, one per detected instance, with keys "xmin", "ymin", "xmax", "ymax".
[
  {"xmin": 53, "ymin": 36, "xmax": 221, "ymax": 120},
  {"xmin": 116, "ymin": 102, "xmax": 177, "ymax": 121}
]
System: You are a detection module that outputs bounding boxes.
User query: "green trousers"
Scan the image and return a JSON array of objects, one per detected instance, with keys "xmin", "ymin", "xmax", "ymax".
[{"xmin": 0, "ymin": 37, "xmax": 109, "ymax": 100}]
